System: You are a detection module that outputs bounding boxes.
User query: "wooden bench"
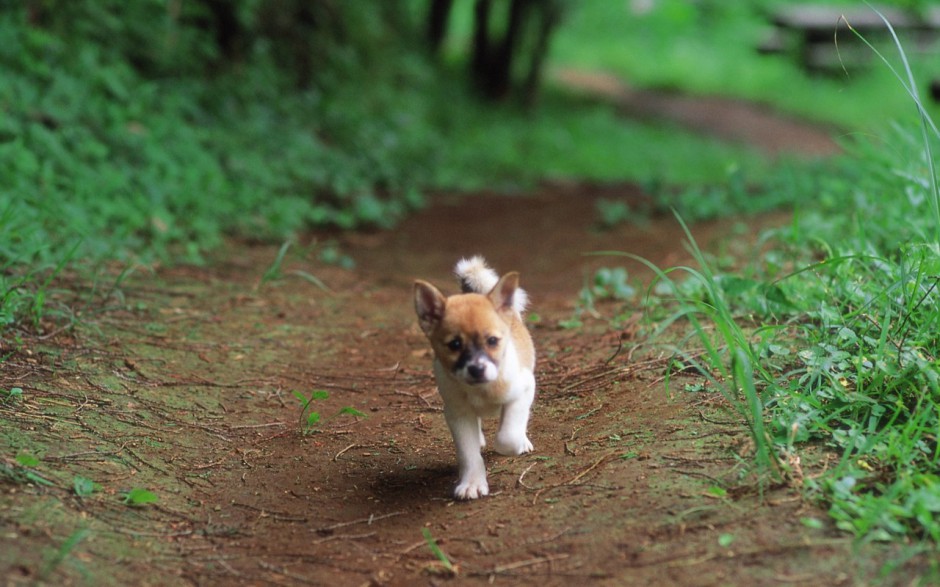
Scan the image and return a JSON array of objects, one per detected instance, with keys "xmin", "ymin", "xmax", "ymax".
[{"xmin": 759, "ymin": 4, "xmax": 940, "ymax": 71}]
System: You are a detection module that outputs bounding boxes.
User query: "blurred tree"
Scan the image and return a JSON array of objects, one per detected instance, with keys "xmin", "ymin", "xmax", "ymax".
[
  {"xmin": 428, "ymin": 0, "xmax": 454, "ymax": 53},
  {"xmin": 429, "ymin": 0, "xmax": 567, "ymax": 104}
]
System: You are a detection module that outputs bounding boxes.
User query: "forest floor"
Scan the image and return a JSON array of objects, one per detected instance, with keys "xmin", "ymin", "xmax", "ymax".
[{"xmin": 2, "ymin": 79, "xmax": 936, "ymax": 587}]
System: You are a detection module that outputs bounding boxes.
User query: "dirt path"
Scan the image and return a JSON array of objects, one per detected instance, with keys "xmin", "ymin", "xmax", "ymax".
[
  {"xmin": 1, "ymin": 90, "xmax": 933, "ymax": 586},
  {"xmin": 554, "ymin": 69, "xmax": 841, "ymax": 158}
]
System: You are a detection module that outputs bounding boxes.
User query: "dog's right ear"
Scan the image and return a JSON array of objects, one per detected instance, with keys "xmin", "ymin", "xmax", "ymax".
[{"xmin": 414, "ymin": 280, "xmax": 446, "ymax": 336}]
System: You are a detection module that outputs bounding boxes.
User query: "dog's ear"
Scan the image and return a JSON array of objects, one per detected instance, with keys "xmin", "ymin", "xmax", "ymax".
[
  {"xmin": 488, "ymin": 271, "xmax": 521, "ymax": 312},
  {"xmin": 414, "ymin": 280, "xmax": 446, "ymax": 336}
]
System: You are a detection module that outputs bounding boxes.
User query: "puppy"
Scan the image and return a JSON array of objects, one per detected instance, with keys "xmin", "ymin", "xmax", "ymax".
[{"xmin": 414, "ymin": 256, "xmax": 536, "ymax": 500}]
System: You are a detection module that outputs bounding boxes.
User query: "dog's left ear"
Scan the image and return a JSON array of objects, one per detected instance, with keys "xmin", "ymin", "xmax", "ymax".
[
  {"xmin": 489, "ymin": 271, "xmax": 521, "ymax": 312},
  {"xmin": 414, "ymin": 280, "xmax": 446, "ymax": 336}
]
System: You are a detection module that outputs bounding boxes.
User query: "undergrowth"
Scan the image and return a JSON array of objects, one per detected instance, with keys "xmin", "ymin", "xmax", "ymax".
[{"xmin": 1, "ymin": 2, "xmax": 771, "ymax": 336}]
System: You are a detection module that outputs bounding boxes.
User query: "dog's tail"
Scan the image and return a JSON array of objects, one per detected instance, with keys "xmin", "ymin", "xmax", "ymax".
[{"xmin": 455, "ymin": 256, "xmax": 528, "ymax": 314}]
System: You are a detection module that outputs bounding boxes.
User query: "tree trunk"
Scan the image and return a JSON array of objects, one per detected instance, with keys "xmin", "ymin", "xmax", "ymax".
[
  {"xmin": 521, "ymin": 1, "xmax": 563, "ymax": 105},
  {"xmin": 427, "ymin": 0, "xmax": 454, "ymax": 53},
  {"xmin": 471, "ymin": 0, "xmax": 492, "ymax": 83}
]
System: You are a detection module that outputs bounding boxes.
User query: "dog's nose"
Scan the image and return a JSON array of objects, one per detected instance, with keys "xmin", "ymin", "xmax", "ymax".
[{"xmin": 467, "ymin": 363, "xmax": 485, "ymax": 381}]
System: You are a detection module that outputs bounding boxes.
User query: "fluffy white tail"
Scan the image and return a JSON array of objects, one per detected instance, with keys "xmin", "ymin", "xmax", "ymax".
[{"xmin": 454, "ymin": 256, "xmax": 528, "ymax": 314}]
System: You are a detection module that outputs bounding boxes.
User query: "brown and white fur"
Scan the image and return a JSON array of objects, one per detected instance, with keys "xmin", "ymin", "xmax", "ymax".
[{"xmin": 414, "ymin": 256, "xmax": 536, "ymax": 500}]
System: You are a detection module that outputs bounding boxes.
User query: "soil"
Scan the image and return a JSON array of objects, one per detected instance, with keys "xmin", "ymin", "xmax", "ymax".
[{"xmin": 1, "ymin": 83, "xmax": 935, "ymax": 587}]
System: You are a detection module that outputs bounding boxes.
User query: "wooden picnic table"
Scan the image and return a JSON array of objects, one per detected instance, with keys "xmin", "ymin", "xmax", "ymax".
[{"xmin": 761, "ymin": 4, "xmax": 940, "ymax": 70}]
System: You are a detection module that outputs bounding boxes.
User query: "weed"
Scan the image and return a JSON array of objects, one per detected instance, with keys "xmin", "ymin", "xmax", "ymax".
[
  {"xmin": 293, "ymin": 390, "xmax": 366, "ymax": 435},
  {"xmin": 294, "ymin": 390, "xmax": 330, "ymax": 435},
  {"xmin": 595, "ymin": 198, "xmax": 639, "ymax": 229},
  {"xmin": 258, "ymin": 241, "xmax": 293, "ymax": 290},
  {"xmin": 421, "ymin": 527, "xmax": 457, "ymax": 576},
  {"xmin": 561, "ymin": 267, "xmax": 638, "ymax": 329},
  {"xmin": 3, "ymin": 386, "xmax": 23, "ymax": 402},
  {"xmin": 317, "ymin": 242, "xmax": 356, "ymax": 271}
]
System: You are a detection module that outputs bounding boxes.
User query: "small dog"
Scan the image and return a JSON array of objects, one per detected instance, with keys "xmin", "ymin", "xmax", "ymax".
[{"xmin": 414, "ymin": 256, "xmax": 536, "ymax": 500}]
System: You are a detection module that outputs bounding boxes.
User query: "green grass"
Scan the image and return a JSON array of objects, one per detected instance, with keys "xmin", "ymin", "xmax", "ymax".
[{"xmin": 596, "ymin": 125, "xmax": 940, "ymax": 541}]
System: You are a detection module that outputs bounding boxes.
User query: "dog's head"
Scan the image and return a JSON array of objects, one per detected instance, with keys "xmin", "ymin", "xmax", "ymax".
[{"xmin": 414, "ymin": 273, "xmax": 521, "ymax": 385}]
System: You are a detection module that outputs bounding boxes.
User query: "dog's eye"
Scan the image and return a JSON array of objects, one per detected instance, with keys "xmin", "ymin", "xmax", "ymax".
[
  {"xmin": 486, "ymin": 336, "xmax": 500, "ymax": 347},
  {"xmin": 447, "ymin": 338, "xmax": 462, "ymax": 351}
]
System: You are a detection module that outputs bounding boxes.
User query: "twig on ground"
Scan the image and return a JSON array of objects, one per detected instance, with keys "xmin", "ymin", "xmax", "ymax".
[
  {"xmin": 484, "ymin": 553, "xmax": 571, "ymax": 576},
  {"xmin": 315, "ymin": 511, "xmax": 406, "ymax": 533},
  {"xmin": 333, "ymin": 443, "xmax": 358, "ymax": 461},
  {"xmin": 517, "ymin": 462, "xmax": 538, "ymax": 489},
  {"xmin": 258, "ymin": 561, "xmax": 318, "ymax": 585}
]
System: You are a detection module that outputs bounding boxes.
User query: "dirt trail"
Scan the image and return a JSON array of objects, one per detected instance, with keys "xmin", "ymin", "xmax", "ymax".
[{"xmin": 1, "ymin": 86, "xmax": 933, "ymax": 586}]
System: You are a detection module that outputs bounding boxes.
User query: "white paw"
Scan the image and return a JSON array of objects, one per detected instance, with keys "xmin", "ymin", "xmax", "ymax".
[
  {"xmin": 454, "ymin": 476, "xmax": 489, "ymax": 500},
  {"xmin": 493, "ymin": 435, "xmax": 533, "ymax": 456}
]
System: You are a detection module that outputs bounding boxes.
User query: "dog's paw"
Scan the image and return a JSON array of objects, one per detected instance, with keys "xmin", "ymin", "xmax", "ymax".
[
  {"xmin": 493, "ymin": 435, "xmax": 534, "ymax": 457},
  {"xmin": 454, "ymin": 476, "xmax": 489, "ymax": 500}
]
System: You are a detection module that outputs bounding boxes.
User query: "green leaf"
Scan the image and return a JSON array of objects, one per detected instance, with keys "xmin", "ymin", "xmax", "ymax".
[
  {"xmin": 122, "ymin": 487, "xmax": 158, "ymax": 506},
  {"xmin": 338, "ymin": 406, "xmax": 366, "ymax": 418},
  {"xmin": 705, "ymin": 485, "xmax": 728, "ymax": 498},
  {"xmin": 800, "ymin": 517, "xmax": 825, "ymax": 530},
  {"xmin": 15, "ymin": 453, "xmax": 39, "ymax": 467},
  {"xmin": 73, "ymin": 475, "xmax": 99, "ymax": 497}
]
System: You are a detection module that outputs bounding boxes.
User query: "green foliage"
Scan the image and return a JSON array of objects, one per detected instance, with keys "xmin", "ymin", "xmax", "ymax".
[
  {"xmin": 3, "ymin": 387, "xmax": 24, "ymax": 402},
  {"xmin": 0, "ymin": 3, "xmax": 431, "ymax": 331},
  {"xmin": 3, "ymin": 452, "xmax": 55, "ymax": 486},
  {"xmin": 560, "ymin": 266, "xmax": 638, "ymax": 329},
  {"xmin": 428, "ymin": 83, "xmax": 769, "ymax": 191},
  {"xmin": 618, "ymin": 118, "xmax": 940, "ymax": 543},
  {"xmin": 15, "ymin": 453, "xmax": 39, "ymax": 467},
  {"xmin": 1, "ymin": 0, "xmax": 791, "ymax": 336}
]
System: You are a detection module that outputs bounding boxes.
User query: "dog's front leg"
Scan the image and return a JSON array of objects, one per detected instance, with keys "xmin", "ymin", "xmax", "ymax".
[
  {"xmin": 444, "ymin": 409, "xmax": 488, "ymax": 499},
  {"xmin": 494, "ymin": 390, "xmax": 534, "ymax": 456}
]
